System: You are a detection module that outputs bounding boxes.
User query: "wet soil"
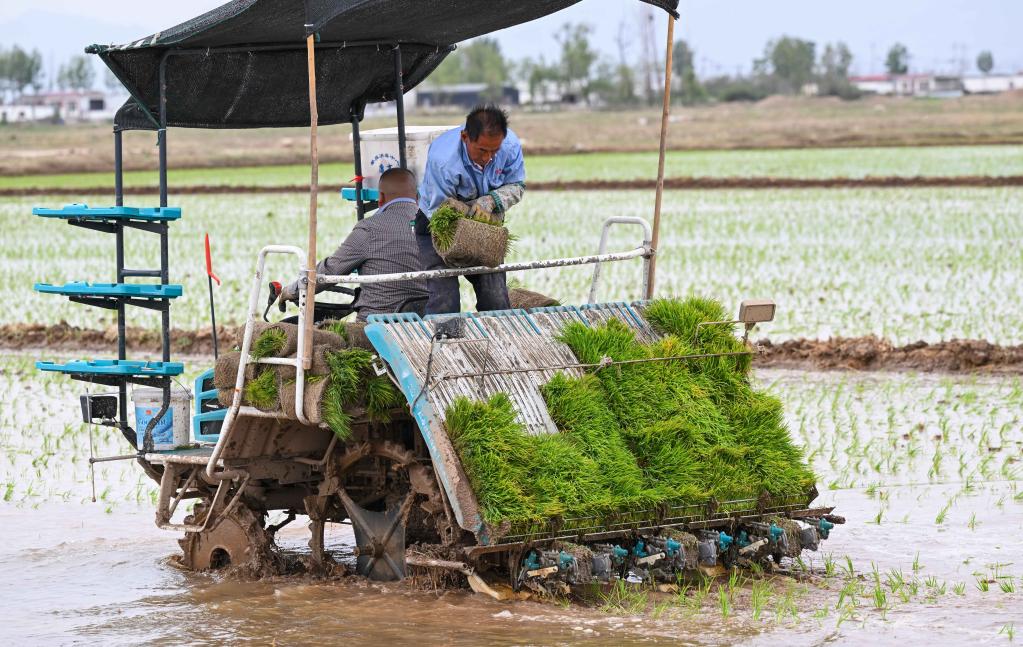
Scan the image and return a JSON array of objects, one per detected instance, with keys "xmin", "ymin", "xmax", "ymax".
[
  {"xmin": 4, "ymin": 175, "xmax": 1023, "ymax": 196},
  {"xmin": 3, "ymin": 365, "xmax": 1020, "ymax": 644},
  {"xmin": 4, "ymin": 322, "xmax": 1020, "ymax": 374},
  {"xmin": 756, "ymin": 335, "xmax": 1023, "ymax": 374}
]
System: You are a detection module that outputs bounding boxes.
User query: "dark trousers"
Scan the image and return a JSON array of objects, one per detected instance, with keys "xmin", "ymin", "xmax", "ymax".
[{"xmin": 415, "ymin": 211, "xmax": 510, "ymax": 315}]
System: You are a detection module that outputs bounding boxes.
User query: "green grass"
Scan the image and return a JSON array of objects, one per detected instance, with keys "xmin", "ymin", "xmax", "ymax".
[
  {"xmin": 445, "ymin": 296, "xmax": 816, "ymax": 526},
  {"xmin": 250, "ymin": 327, "xmax": 287, "ymax": 360},
  {"xmin": 3, "ymin": 145, "xmax": 1022, "ymax": 190},
  {"xmin": 242, "ymin": 368, "xmax": 277, "ymax": 409},
  {"xmin": 322, "ymin": 348, "xmax": 400, "ymax": 439},
  {"xmin": 427, "ymin": 203, "xmax": 467, "ymax": 251}
]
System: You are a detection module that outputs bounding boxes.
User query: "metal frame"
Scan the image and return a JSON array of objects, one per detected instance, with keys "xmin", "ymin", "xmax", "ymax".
[
  {"xmin": 205, "ymin": 245, "xmax": 312, "ymax": 481},
  {"xmin": 317, "ymin": 217, "xmax": 652, "ymax": 292}
]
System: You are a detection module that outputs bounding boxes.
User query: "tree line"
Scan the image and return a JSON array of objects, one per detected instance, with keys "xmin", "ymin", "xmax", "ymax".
[
  {"xmin": 430, "ymin": 29, "xmax": 1004, "ymax": 106},
  {"xmin": 0, "ymin": 47, "xmax": 114, "ymax": 103}
]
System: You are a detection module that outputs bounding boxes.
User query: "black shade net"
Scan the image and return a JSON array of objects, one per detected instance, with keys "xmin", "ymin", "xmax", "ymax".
[{"xmin": 90, "ymin": 0, "xmax": 679, "ymax": 130}]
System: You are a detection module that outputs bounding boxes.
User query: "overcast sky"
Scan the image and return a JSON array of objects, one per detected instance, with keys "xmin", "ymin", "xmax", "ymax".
[{"xmin": 2, "ymin": 0, "xmax": 1020, "ymax": 84}]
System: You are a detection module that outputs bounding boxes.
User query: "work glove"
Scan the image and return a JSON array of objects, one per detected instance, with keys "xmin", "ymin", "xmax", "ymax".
[
  {"xmin": 280, "ymin": 279, "xmax": 301, "ymax": 304},
  {"xmin": 468, "ymin": 195, "xmax": 504, "ymax": 226}
]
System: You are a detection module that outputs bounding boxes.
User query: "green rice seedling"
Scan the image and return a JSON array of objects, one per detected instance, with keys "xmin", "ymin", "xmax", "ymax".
[
  {"xmin": 320, "ymin": 319, "xmax": 350, "ymax": 343},
  {"xmin": 364, "ymin": 374, "xmax": 400, "ymax": 422},
  {"xmin": 977, "ymin": 576, "xmax": 990, "ymax": 592},
  {"xmin": 651, "ymin": 600, "xmax": 672, "ymax": 620},
  {"xmin": 912, "ymin": 551, "xmax": 922, "ymax": 573},
  {"xmin": 952, "ymin": 581, "xmax": 966, "ymax": 595},
  {"xmin": 872, "ymin": 583, "xmax": 888, "ymax": 612},
  {"xmin": 242, "ymin": 369, "xmax": 278, "ymax": 409},
  {"xmin": 999, "ymin": 579, "xmax": 1016, "ymax": 594},
  {"xmin": 1000, "ymin": 623, "xmax": 1015, "ymax": 641},
  {"xmin": 750, "ymin": 579, "xmax": 771, "ymax": 621},
  {"xmin": 445, "ymin": 394, "xmax": 537, "ymax": 524},
  {"xmin": 599, "ymin": 579, "xmax": 648, "ymax": 615},
  {"xmin": 320, "ymin": 347, "xmax": 398, "ymax": 438},
  {"xmin": 823, "ymin": 553, "xmax": 837, "ymax": 578},
  {"xmin": 717, "ymin": 584, "xmax": 731, "ymax": 619},
  {"xmin": 841, "ymin": 555, "xmax": 856, "ymax": 579},
  {"xmin": 427, "ymin": 203, "xmax": 465, "ymax": 251},
  {"xmin": 936, "ymin": 499, "xmax": 953, "ymax": 524},
  {"xmin": 250, "ymin": 327, "xmax": 287, "ymax": 360}
]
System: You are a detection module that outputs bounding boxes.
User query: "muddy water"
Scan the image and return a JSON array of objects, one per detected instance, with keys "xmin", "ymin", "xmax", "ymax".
[{"xmin": 2, "ymin": 359, "xmax": 1021, "ymax": 645}]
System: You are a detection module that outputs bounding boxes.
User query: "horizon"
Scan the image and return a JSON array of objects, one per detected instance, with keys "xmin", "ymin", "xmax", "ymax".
[{"xmin": 0, "ymin": 0, "xmax": 1020, "ymax": 92}]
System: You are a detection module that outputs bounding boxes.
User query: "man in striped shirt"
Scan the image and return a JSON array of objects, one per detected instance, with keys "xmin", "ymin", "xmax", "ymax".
[{"xmin": 281, "ymin": 168, "xmax": 428, "ymax": 320}]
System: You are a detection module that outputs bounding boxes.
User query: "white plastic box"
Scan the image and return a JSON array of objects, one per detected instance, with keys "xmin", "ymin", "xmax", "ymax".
[{"xmin": 354, "ymin": 125, "xmax": 456, "ymax": 190}]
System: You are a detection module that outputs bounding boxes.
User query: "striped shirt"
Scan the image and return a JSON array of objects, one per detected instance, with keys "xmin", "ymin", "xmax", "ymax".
[{"xmin": 313, "ymin": 198, "xmax": 428, "ymax": 321}]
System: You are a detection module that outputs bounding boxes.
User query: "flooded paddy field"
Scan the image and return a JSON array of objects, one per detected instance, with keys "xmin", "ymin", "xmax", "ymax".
[
  {"xmin": 4, "ymin": 186, "xmax": 1023, "ymax": 344},
  {"xmin": 2, "ymin": 355, "xmax": 1019, "ymax": 645}
]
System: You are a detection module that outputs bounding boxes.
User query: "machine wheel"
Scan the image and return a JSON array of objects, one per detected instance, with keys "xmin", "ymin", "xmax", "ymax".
[
  {"xmin": 177, "ymin": 502, "xmax": 277, "ymax": 573},
  {"xmin": 334, "ymin": 441, "xmax": 448, "ymax": 580}
]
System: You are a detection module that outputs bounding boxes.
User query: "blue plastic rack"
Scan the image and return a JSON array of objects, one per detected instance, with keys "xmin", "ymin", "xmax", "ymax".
[
  {"xmin": 36, "ymin": 359, "xmax": 184, "ymax": 377},
  {"xmin": 340, "ymin": 187, "xmax": 380, "ymax": 202},
  {"xmin": 34, "ymin": 282, "xmax": 183, "ymax": 299},
  {"xmin": 33, "ymin": 204, "xmax": 181, "ymax": 222}
]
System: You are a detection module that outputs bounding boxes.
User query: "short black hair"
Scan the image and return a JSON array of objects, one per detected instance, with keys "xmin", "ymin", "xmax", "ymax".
[{"xmin": 464, "ymin": 104, "xmax": 509, "ymax": 140}]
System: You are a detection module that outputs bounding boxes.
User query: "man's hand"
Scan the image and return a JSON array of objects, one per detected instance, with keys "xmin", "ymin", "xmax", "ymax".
[
  {"xmin": 280, "ymin": 280, "xmax": 301, "ymax": 304},
  {"xmin": 472, "ymin": 194, "xmax": 497, "ymax": 215}
]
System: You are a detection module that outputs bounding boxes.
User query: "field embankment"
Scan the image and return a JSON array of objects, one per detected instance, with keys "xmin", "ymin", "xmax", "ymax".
[
  {"xmin": 4, "ymin": 175, "xmax": 1023, "ymax": 196},
  {"xmin": 2, "ymin": 144, "xmax": 1021, "ymax": 195},
  {"xmin": 2, "ymin": 94, "xmax": 1022, "ymax": 176},
  {"xmin": 3, "ymin": 322, "xmax": 1020, "ymax": 374}
]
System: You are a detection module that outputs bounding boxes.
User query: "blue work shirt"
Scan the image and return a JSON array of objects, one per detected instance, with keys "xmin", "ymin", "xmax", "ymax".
[{"xmin": 417, "ymin": 126, "xmax": 526, "ymax": 217}]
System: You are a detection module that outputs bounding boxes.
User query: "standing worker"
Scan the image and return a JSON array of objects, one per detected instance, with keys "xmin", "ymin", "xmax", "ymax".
[{"xmin": 416, "ymin": 104, "xmax": 526, "ymax": 314}]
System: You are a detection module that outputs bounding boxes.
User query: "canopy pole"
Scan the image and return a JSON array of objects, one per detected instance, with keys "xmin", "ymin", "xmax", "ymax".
[
  {"xmin": 302, "ymin": 34, "xmax": 319, "ymax": 370},
  {"xmin": 393, "ymin": 46, "xmax": 407, "ymax": 168},
  {"xmin": 351, "ymin": 111, "xmax": 366, "ymax": 220},
  {"xmin": 646, "ymin": 14, "xmax": 675, "ymax": 300}
]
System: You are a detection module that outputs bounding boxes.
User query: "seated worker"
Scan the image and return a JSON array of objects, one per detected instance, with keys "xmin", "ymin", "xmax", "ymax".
[
  {"xmin": 281, "ymin": 168, "xmax": 428, "ymax": 321},
  {"xmin": 415, "ymin": 104, "xmax": 526, "ymax": 314}
]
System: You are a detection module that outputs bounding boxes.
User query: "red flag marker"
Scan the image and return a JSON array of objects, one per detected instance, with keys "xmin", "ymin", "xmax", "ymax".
[
  {"xmin": 204, "ymin": 232, "xmax": 221, "ymax": 286},
  {"xmin": 204, "ymin": 233, "xmax": 220, "ymax": 358}
]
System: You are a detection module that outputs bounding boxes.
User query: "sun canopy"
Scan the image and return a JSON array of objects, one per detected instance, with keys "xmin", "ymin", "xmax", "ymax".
[{"xmin": 90, "ymin": 0, "xmax": 678, "ymax": 130}]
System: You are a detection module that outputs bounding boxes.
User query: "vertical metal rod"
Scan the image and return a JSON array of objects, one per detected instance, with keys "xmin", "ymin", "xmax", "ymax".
[
  {"xmin": 156, "ymin": 52, "xmax": 172, "ymax": 447},
  {"xmin": 114, "ymin": 128, "xmax": 129, "ymax": 443},
  {"xmin": 114, "ymin": 129, "xmax": 124, "ymax": 207},
  {"xmin": 351, "ymin": 111, "xmax": 366, "ymax": 220},
  {"xmin": 158, "ymin": 54, "xmax": 169, "ymax": 209},
  {"xmin": 393, "ymin": 46, "xmax": 407, "ymax": 168},
  {"xmin": 160, "ymin": 223, "xmax": 170, "ymax": 363},
  {"xmin": 646, "ymin": 14, "xmax": 675, "ymax": 300},
  {"xmin": 302, "ymin": 33, "xmax": 319, "ymax": 370}
]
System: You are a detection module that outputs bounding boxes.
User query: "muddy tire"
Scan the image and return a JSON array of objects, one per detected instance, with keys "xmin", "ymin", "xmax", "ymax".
[{"xmin": 177, "ymin": 503, "xmax": 277, "ymax": 574}]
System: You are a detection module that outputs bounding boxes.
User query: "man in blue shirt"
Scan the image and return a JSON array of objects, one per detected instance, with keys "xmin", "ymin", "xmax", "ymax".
[{"xmin": 415, "ymin": 104, "xmax": 526, "ymax": 314}]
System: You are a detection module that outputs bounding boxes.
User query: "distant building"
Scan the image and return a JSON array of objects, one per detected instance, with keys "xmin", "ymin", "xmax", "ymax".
[
  {"xmin": 21, "ymin": 91, "xmax": 118, "ymax": 122},
  {"xmin": 849, "ymin": 74, "xmax": 894, "ymax": 95},
  {"xmin": 0, "ymin": 103, "xmax": 56, "ymax": 123},
  {"xmin": 416, "ymin": 83, "xmax": 519, "ymax": 109},
  {"xmin": 850, "ymin": 74, "xmax": 963, "ymax": 98},
  {"xmin": 963, "ymin": 74, "xmax": 1023, "ymax": 94}
]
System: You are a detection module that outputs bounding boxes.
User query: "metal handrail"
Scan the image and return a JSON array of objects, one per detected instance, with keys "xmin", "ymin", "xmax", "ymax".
[
  {"xmin": 588, "ymin": 216, "xmax": 652, "ymax": 303},
  {"xmin": 208, "ymin": 219, "xmax": 652, "ymax": 481},
  {"xmin": 206, "ymin": 245, "xmax": 309, "ymax": 481},
  {"xmin": 316, "ymin": 216, "xmax": 653, "ymax": 298}
]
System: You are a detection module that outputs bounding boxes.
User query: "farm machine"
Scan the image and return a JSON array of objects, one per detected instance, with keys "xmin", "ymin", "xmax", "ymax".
[{"xmin": 33, "ymin": 0, "xmax": 841, "ymax": 596}]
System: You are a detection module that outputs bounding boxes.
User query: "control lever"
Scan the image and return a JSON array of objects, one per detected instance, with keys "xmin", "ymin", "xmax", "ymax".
[{"xmin": 264, "ymin": 281, "xmax": 282, "ymax": 321}]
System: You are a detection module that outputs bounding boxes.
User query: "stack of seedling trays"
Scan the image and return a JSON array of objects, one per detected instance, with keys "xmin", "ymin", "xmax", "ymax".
[{"xmin": 444, "ymin": 296, "xmax": 819, "ymax": 542}]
